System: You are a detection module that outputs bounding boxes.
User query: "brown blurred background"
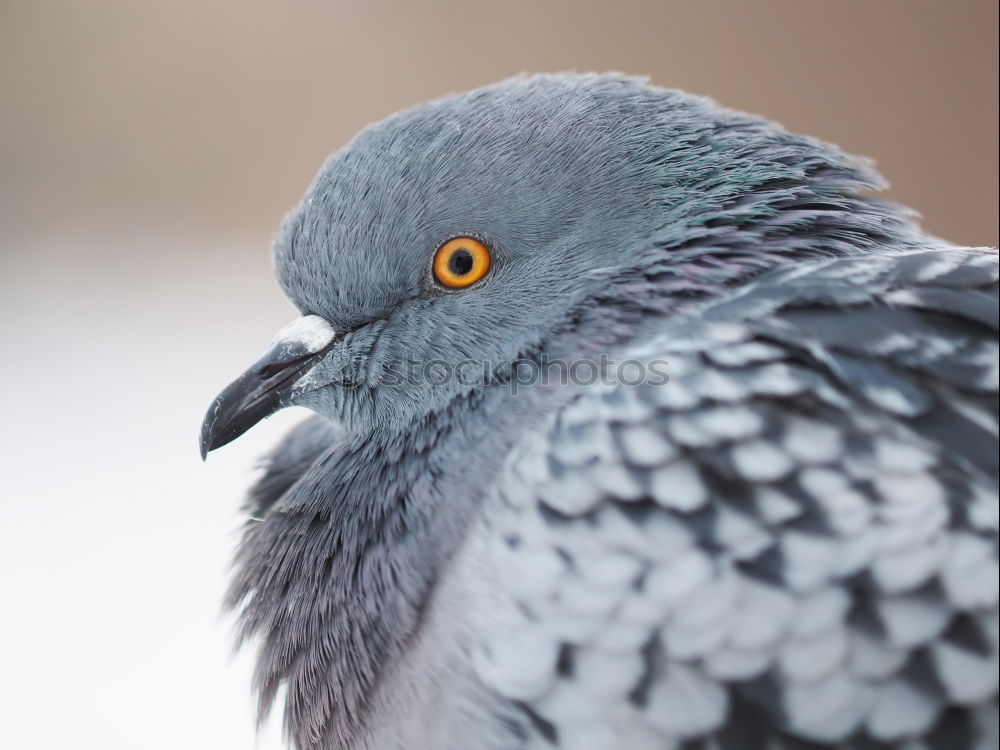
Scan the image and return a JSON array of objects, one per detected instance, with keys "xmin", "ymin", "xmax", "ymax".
[
  {"xmin": 1, "ymin": 0, "xmax": 997, "ymax": 247},
  {"xmin": 0, "ymin": 2, "xmax": 996, "ymax": 748}
]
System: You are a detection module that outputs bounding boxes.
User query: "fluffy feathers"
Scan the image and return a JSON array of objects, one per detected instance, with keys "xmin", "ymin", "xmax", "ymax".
[{"xmin": 212, "ymin": 74, "xmax": 998, "ymax": 749}]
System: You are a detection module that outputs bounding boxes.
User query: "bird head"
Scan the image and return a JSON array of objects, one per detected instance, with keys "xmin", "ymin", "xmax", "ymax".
[{"xmin": 200, "ymin": 73, "xmax": 896, "ymax": 455}]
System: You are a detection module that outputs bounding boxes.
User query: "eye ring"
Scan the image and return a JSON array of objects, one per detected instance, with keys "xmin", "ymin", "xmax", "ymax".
[{"xmin": 433, "ymin": 237, "xmax": 492, "ymax": 289}]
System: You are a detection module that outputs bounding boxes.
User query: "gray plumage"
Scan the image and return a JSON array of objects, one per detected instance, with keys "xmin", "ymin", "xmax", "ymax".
[{"xmin": 202, "ymin": 74, "xmax": 999, "ymax": 750}]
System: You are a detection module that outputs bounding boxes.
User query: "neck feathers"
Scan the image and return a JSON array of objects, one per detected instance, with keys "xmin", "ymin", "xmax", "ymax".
[
  {"xmin": 228, "ymin": 418, "xmax": 453, "ymax": 749},
  {"xmin": 227, "ymin": 388, "xmax": 546, "ymax": 749}
]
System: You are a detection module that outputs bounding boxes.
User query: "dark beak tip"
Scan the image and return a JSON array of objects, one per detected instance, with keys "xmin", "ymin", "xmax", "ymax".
[
  {"xmin": 199, "ymin": 405, "xmax": 218, "ymax": 461},
  {"xmin": 200, "ymin": 330, "xmax": 337, "ymax": 461}
]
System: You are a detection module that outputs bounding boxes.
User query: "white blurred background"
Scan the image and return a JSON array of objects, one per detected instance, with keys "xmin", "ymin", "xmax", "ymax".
[{"xmin": 1, "ymin": 1, "xmax": 996, "ymax": 748}]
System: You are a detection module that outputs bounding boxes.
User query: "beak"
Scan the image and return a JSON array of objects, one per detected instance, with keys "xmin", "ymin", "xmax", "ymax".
[{"xmin": 200, "ymin": 315, "xmax": 338, "ymax": 459}]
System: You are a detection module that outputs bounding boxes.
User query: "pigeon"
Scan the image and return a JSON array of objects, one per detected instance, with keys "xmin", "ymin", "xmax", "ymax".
[{"xmin": 200, "ymin": 74, "xmax": 999, "ymax": 750}]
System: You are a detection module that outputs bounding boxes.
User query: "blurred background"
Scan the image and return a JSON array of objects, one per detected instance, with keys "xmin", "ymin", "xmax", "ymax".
[{"xmin": 0, "ymin": 1, "xmax": 996, "ymax": 748}]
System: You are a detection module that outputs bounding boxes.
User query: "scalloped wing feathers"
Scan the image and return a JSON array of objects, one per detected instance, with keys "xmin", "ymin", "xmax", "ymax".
[{"xmin": 471, "ymin": 248, "xmax": 999, "ymax": 748}]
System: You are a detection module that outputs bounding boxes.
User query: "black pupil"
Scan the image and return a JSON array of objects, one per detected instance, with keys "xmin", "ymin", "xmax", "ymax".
[{"xmin": 448, "ymin": 248, "xmax": 474, "ymax": 276}]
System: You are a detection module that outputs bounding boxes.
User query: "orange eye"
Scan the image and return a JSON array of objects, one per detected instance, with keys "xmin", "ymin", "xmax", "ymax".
[{"xmin": 433, "ymin": 237, "xmax": 491, "ymax": 289}]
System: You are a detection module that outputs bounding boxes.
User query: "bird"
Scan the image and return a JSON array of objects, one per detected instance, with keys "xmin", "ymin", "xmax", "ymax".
[{"xmin": 200, "ymin": 74, "xmax": 999, "ymax": 750}]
